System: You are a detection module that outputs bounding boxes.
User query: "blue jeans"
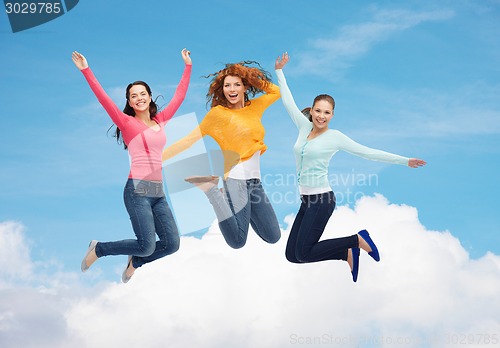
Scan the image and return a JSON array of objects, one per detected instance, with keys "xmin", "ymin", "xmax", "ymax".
[
  {"xmin": 206, "ymin": 178, "xmax": 281, "ymax": 249},
  {"xmin": 286, "ymin": 191, "xmax": 358, "ymax": 263},
  {"xmin": 95, "ymin": 179, "xmax": 180, "ymax": 268}
]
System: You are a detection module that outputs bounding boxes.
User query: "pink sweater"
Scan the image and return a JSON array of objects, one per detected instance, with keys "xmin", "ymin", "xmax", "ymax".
[{"xmin": 81, "ymin": 64, "xmax": 191, "ymax": 181}]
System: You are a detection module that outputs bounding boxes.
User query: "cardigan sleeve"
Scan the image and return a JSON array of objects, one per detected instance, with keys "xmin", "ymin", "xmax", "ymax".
[
  {"xmin": 275, "ymin": 69, "xmax": 311, "ymax": 130},
  {"xmin": 335, "ymin": 130, "xmax": 409, "ymax": 165}
]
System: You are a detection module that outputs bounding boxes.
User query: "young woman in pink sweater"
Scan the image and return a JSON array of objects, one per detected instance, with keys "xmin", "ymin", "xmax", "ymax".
[{"xmin": 73, "ymin": 49, "xmax": 191, "ymax": 283}]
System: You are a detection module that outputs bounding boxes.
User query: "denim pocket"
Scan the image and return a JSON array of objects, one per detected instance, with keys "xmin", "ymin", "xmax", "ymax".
[{"xmin": 133, "ymin": 182, "xmax": 148, "ymax": 196}]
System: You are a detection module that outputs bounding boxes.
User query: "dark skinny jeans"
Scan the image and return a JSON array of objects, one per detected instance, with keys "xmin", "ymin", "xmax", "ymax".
[{"xmin": 286, "ymin": 191, "xmax": 358, "ymax": 263}]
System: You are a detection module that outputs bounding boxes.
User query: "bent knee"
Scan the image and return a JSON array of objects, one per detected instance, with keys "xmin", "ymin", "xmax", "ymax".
[
  {"xmin": 285, "ymin": 251, "xmax": 302, "ymax": 264},
  {"xmin": 228, "ymin": 241, "xmax": 246, "ymax": 249},
  {"xmin": 267, "ymin": 233, "xmax": 281, "ymax": 244},
  {"xmin": 158, "ymin": 238, "xmax": 180, "ymax": 254},
  {"xmin": 168, "ymin": 239, "xmax": 180, "ymax": 253},
  {"xmin": 137, "ymin": 241, "xmax": 156, "ymax": 257}
]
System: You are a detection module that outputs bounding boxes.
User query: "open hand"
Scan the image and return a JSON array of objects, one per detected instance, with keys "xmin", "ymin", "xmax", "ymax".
[
  {"xmin": 181, "ymin": 48, "xmax": 192, "ymax": 65},
  {"xmin": 408, "ymin": 158, "xmax": 427, "ymax": 168},
  {"xmin": 71, "ymin": 51, "xmax": 88, "ymax": 70},
  {"xmin": 275, "ymin": 52, "xmax": 289, "ymax": 70}
]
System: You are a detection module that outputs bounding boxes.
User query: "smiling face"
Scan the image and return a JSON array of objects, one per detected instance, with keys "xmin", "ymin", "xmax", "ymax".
[
  {"xmin": 310, "ymin": 99, "xmax": 334, "ymax": 131},
  {"xmin": 128, "ymin": 84, "xmax": 152, "ymax": 114},
  {"xmin": 223, "ymin": 75, "xmax": 247, "ymax": 109}
]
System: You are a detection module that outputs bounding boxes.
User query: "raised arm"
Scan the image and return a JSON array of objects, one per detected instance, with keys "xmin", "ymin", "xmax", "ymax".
[
  {"xmin": 72, "ymin": 51, "xmax": 126, "ymax": 129},
  {"xmin": 156, "ymin": 48, "xmax": 193, "ymax": 123},
  {"xmin": 274, "ymin": 53, "xmax": 311, "ymax": 130},
  {"xmin": 251, "ymin": 78, "xmax": 281, "ymax": 109}
]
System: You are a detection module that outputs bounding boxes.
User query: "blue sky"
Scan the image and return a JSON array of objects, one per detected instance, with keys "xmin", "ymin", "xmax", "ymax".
[{"xmin": 1, "ymin": 1, "xmax": 499, "ymax": 347}]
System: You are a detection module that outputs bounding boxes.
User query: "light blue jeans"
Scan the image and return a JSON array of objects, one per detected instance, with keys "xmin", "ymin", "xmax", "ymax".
[
  {"xmin": 205, "ymin": 178, "xmax": 281, "ymax": 248},
  {"xmin": 95, "ymin": 179, "xmax": 180, "ymax": 268}
]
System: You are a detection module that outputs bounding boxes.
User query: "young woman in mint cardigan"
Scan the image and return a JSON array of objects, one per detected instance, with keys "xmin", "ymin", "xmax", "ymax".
[{"xmin": 275, "ymin": 53, "xmax": 426, "ymax": 282}]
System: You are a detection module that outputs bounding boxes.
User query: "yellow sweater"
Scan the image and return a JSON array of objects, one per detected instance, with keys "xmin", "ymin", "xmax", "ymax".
[{"xmin": 162, "ymin": 83, "xmax": 280, "ymax": 176}]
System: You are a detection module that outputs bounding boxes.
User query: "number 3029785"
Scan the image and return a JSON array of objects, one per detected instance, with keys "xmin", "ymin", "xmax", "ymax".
[{"xmin": 5, "ymin": 2, "xmax": 62, "ymax": 14}]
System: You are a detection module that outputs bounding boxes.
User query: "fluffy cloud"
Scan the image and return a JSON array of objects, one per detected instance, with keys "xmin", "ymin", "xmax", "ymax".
[
  {"xmin": 293, "ymin": 8, "xmax": 454, "ymax": 78},
  {"xmin": 0, "ymin": 221, "xmax": 33, "ymax": 284},
  {"xmin": 0, "ymin": 222, "xmax": 82, "ymax": 348},
  {"xmin": 1, "ymin": 195, "xmax": 499, "ymax": 348}
]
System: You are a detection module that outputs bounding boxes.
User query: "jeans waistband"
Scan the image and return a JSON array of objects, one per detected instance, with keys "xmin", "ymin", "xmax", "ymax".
[
  {"xmin": 126, "ymin": 179, "xmax": 164, "ymax": 197},
  {"xmin": 225, "ymin": 178, "xmax": 261, "ymax": 185},
  {"xmin": 247, "ymin": 178, "xmax": 261, "ymax": 184},
  {"xmin": 300, "ymin": 191, "xmax": 335, "ymax": 204}
]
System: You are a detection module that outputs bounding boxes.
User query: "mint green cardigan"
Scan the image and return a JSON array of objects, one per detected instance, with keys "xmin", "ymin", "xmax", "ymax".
[{"xmin": 275, "ymin": 69, "xmax": 409, "ymax": 193}]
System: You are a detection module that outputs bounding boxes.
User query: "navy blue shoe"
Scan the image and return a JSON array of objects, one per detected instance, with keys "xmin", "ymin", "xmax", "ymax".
[
  {"xmin": 359, "ymin": 229, "xmax": 380, "ymax": 262},
  {"xmin": 351, "ymin": 248, "xmax": 360, "ymax": 282}
]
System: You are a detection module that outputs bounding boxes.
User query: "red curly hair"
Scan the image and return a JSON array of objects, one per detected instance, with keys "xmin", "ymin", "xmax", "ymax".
[{"xmin": 206, "ymin": 61, "xmax": 272, "ymax": 108}]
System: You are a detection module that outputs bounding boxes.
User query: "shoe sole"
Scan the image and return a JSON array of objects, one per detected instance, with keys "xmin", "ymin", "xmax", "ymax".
[
  {"xmin": 351, "ymin": 248, "xmax": 360, "ymax": 282},
  {"xmin": 122, "ymin": 255, "xmax": 133, "ymax": 284},
  {"xmin": 184, "ymin": 176, "xmax": 219, "ymax": 184},
  {"xmin": 81, "ymin": 240, "xmax": 98, "ymax": 272}
]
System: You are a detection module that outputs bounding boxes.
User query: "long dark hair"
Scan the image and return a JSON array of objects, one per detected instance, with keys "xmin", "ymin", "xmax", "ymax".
[
  {"xmin": 301, "ymin": 94, "xmax": 336, "ymax": 121},
  {"xmin": 109, "ymin": 81, "xmax": 159, "ymax": 149},
  {"xmin": 204, "ymin": 61, "xmax": 272, "ymax": 108}
]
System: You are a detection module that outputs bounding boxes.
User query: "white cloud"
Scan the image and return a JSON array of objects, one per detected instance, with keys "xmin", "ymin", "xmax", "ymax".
[
  {"xmin": 1, "ymin": 195, "xmax": 500, "ymax": 348},
  {"xmin": 293, "ymin": 8, "xmax": 454, "ymax": 77},
  {"xmin": 0, "ymin": 222, "xmax": 81, "ymax": 348},
  {"xmin": 0, "ymin": 221, "xmax": 33, "ymax": 284}
]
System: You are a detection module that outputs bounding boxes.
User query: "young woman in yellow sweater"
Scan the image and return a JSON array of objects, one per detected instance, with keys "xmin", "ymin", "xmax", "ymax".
[{"xmin": 162, "ymin": 61, "xmax": 281, "ymax": 248}]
